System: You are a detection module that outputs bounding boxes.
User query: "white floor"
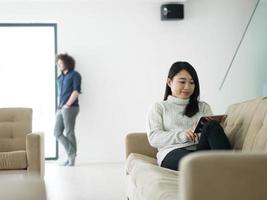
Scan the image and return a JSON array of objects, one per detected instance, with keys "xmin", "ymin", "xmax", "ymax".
[{"xmin": 45, "ymin": 161, "xmax": 127, "ymax": 200}]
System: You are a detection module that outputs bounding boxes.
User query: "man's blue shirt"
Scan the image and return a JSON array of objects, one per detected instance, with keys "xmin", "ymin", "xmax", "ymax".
[{"xmin": 57, "ymin": 69, "xmax": 82, "ymax": 109}]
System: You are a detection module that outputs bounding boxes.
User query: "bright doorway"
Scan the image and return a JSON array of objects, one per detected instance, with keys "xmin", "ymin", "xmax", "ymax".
[{"xmin": 0, "ymin": 24, "xmax": 58, "ymax": 159}]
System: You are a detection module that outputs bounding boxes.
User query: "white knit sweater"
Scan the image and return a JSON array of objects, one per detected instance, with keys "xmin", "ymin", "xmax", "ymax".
[{"xmin": 146, "ymin": 95, "xmax": 213, "ymax": 165}]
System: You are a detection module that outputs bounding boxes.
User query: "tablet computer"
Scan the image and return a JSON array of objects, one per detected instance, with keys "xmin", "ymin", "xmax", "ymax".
[{"xmin": 193, "ymin": 115, "xmax": 227, "ymax": 133}]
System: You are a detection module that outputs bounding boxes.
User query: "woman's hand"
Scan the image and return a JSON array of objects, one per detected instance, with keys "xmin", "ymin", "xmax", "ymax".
[{"xmin": 185, "ymin": 128, "xmax": 199, "ymax": 143}]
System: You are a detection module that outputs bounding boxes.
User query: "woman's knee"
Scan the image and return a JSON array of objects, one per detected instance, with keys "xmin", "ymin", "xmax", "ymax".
[
  {"xmin": 207, "ymin": 120, "xmax": 220, "ymax": 127},
  {"xmin": 202, "ymin": 120, "xmax": 221, "ymax": 132}
]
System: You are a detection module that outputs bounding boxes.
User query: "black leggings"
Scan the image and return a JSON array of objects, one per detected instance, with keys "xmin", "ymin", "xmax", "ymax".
[{"xmin": 161, "ymin": 120, "xmax": 231, "ymax": 171}]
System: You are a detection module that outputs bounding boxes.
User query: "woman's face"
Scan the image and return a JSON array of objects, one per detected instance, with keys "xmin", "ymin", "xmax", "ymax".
[
  {"xmin": 57, "ymin": 59, "xmax": 65, "ymax": 72},
  {"xmin": 167, "ymin": 69, "xmax": 195, "ymax": 99}
]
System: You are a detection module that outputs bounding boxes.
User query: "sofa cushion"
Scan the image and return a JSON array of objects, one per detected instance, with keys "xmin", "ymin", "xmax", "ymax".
[
  {"xmin": 242, "ymin": 98, "xmax": 267, "ymax": 151},
  {"xmin": 126, "ymin": 153, "xmax": 179, "ymax": 200},
  {"xmin": 126, "ymin": 153, "xmax": 157, "ymax": 174},
  {"xmin": 0, "ymin": 108, "xmax": 32, "ymax": 152},
  {"xmin": 223, "ymin": 98, "xmax": 261, "ymax": 149},
  {"xmin": 223, "ymin": 98, "xmax": 267, "ymax": 151},
  {"xmin": 0, "ymin": 151, "xmax": 27, "ymax": 170}
]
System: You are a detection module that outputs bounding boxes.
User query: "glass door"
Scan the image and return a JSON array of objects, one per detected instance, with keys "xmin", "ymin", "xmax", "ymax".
[{"xmin": 0, "ymin": 24, "xmax": 58, "ymax": 159}]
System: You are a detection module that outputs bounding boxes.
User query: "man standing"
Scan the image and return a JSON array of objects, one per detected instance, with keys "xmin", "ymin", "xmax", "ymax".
[{"xmin": 54, "ymin": 53, "xmax": 81, "ymax": 166}]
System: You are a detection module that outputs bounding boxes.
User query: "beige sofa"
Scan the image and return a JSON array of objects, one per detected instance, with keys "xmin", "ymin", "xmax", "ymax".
[
  {"xmin": 0, "ymin": 108, "xmax": 44, "ymax": 177},
  {"xmin": 0, "ymin": 175, "xmax": 46, "ymax": 200},
  {"xmin": 125, "ymin": 97, "xmax": 267, "ymax": 200}
]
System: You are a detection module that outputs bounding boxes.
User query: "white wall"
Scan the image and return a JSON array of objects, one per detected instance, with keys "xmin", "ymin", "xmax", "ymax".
[
  {"xmin": 0, "ymin": 0, "xmax": 258, "ymax": 163},
  {"xmin": 216, "ymin": 0, "xmax": 267, "ymax": 113}
]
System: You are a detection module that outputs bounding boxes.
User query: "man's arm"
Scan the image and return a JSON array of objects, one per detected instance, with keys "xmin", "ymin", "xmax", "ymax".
[{"xmin": 64, "ymin": 90, "xmax": 80, "ymax": 108}]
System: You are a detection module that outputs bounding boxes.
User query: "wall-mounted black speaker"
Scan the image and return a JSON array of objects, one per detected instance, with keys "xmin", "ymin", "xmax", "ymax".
[{"xmin": 161, "ymin": 3, "xmax": 184, "ymax": 20}]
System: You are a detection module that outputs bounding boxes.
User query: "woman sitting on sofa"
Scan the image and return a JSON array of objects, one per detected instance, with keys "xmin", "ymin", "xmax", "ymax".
[{"xmin": 146, "ymin": 61, "xmax": 231, "ymax": 171}]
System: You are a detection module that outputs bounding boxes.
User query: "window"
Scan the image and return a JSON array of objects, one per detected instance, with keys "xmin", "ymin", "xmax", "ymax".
[{"xmin": 0, "ymin": 24, "xmax": 58, "ymax": 159}]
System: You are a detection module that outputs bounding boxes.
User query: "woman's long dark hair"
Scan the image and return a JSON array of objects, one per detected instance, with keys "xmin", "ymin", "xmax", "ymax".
[{"xmin": 164, "ymin": 61, "xmax": 200, "ymax": 117}]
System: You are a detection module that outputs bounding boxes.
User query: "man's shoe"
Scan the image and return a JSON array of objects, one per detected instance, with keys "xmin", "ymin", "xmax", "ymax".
[{"xmin": 68, "ymin": 156, "xmax": 76, "ymax": 166}]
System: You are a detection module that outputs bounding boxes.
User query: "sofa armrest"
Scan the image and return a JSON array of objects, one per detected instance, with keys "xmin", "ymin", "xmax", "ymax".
[
  {"xmin": 26, "ymin": 132, "xmax": 44, "ymax": 178},
  {"xmin": 179, "ymin": 151, "xmax": 267, "ymax": 200},
  {"xmin": 125, "ymin": 133, "xmax": 157, "ymax": 159}
]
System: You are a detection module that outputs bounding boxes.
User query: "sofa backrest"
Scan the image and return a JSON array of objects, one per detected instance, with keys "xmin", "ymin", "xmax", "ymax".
[
  {"xmin": 126, "ymin": 133, "xmax": 158, "ymax": 159},
  {"xmin": 0, "ymin": 108, "xmax": 32, "ymax": 152},
  {"xmin": 223, "ymin": 97, "xmax": 267, "ymax": 151}
]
